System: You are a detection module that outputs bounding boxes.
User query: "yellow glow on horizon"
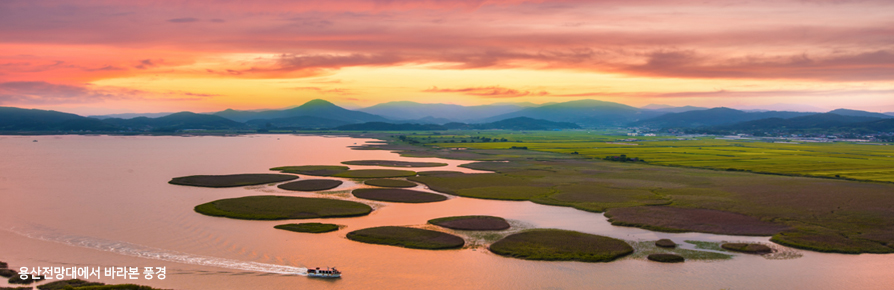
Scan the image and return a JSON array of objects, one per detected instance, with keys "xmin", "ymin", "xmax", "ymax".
[{"xmin": 92, "ymin": 61, "xmax": 894, "ymax": 112}]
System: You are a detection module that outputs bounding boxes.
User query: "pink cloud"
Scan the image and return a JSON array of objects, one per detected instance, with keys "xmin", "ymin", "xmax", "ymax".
[{"xmin": 424, "ymin": 86, "xmax": 549, "ymax": 98}]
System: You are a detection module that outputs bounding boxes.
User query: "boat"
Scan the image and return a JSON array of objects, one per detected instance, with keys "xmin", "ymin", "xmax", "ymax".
[{"xmin": 306, "ymin": 267, "xmax": 341, "ymax": 278}]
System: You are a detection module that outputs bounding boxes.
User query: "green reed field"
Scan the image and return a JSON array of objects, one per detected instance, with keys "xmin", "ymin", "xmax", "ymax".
[{"xmin": 407, "ymin": 131, "xmax": 894, "ymax": 183}]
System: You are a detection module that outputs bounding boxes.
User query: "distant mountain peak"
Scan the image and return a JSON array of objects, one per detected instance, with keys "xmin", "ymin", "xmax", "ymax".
[
  {"xmin": 299, "ymin": 99, "xmax": 337, "ymax": 108},
  {"xmin": 641, "ymin": 104, "xmax": 673, "ymax": 110}
]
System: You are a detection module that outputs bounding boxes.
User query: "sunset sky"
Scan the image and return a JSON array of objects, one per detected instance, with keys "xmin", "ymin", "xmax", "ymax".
[{"xmin": 1, "ymin": 0, "xmax": 893, "ymax": 115}]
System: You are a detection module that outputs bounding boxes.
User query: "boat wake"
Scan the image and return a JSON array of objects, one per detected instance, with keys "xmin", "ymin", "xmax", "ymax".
[{"xmin": 4, "ymin": 226, "xmax": 307, "ymax": 275}]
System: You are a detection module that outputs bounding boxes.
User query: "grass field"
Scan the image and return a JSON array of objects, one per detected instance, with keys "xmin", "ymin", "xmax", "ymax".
[{"xmin": 407, "ymin": 131, "xmax": 894, "ymax": 183}]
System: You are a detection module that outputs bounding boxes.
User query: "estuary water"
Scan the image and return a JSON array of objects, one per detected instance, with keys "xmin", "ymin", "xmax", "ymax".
[{"xmin": 0, "ymin": 134, "xmax": 891, "ymax": 290}]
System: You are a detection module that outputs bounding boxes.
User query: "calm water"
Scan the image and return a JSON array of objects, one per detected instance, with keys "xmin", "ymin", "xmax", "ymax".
[{"xmin": 0, "ymin": 135, "xmax": 891, "ymax": 289}]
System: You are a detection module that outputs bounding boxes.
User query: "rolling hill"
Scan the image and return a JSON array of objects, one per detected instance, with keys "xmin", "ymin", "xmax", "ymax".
[
  {"xmin": 485, "ymin": 99, "xmax": 658, "ymax": 126},
  {"xmin": 214, "ymin": 99, "xmax": 389, "ymax": 123},
  {"xmin": 634, "ymin": 107, "xmax": 814, "ymax": 128},
  {"xmin": 359, "ymin": 101, "xmax": 527, "ymax": 121}
]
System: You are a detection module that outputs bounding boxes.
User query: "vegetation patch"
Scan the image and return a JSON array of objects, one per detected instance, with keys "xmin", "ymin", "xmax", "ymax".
[
  {"xmin": 270, "ymin": 165, "xmax": 350, "ymax": 176},
  {"xmin": 274, "ymin": 223, "xmax": 340, "ymax": 233},
  {"xmin": 628, "ymin": 240, "xmax": 732, "ymax": 261},
  {"xmin": 456, "ymin": 186, "xmax": 553, "ymax": 201},
  {"xmin": 352, "ymin": 188, "xmax": 447, "ymax": 203},
  {"xmin": 333, "ymin": 169, "xmax": 417, "ymax": 178},
  {"xmin": 428, "ymin": 215, "xmax": 510, "ymax": 230},
  {"xmin": 342, "ymin": 160, "xmax": 448, "ymax": 167},
  {"xmin": 169, "ymin": 174, "xmax": 298, "ymax": 188},
  {"xmin": 8, "ymin": 274, "xmax": 44, "ymax": 284},
  {"xmin": 488, "ymin": 229, "xmax": 633, "ymax": 262},
  {"xmin": 277, "ymin": 179, "xmax": 343, "ymax": 191},
  {"xmin": 364, "ymin": 179, "xmax": 417, "ymax": 188},
  {"xmin": 38, "ymin": 279, "xmax": 105, "ymax": 289},
  {"xmin": 655, "ymin": 239, "xmax": 676, "ymax": 248},
  {"xmin": 194, "ymin": 195, "xmax": 372, "ymax": 220},
  {"xmin": 346, "ymin": 226, "xmax": 465, "ymax": 249},
  {"xmin": 721, "ymin": 243, "xmax": 773, "ymax": 254},
  {"xmin": 605, "ymin": 206, "xmax": 790, "ymax": 236},
  {"xmin": 416, "ymin": 171, "xmax": 464, "ymax": 176},
  {"xmin": 0, "ymin": 269, "xmax": 16, "ymax": 278},
  {"xmin": 647, "ymin": 253, "xmax": 685, "ymax": 263},
  {"xmin": 350, "ymin": 131, "xmax": 894, "ymax": 254},
  {"xmin": 37, "ymin": 279, "xmax": 169, "ymax": 290}
]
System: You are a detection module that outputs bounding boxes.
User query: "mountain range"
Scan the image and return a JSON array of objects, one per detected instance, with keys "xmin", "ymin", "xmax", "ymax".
[{"xmin": 2, "ymin": 99, "xmax": 892, "ymax": 134}]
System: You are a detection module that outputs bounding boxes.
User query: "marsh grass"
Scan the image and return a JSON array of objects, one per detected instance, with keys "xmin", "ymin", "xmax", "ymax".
[
  {"xmin": 36, "ymin": 279, "xmax": 169, "ymax": 290},
  {"xmin": 346, "ymin": 226, "xmax": 465, "ymax": 249},
  {"xmin": 647, "ymin": 253, "xmax": 685, "ymax": 263},
  {"xmin": 341, "ymin": 131, "xmax": 894, "ymax": 254},
  {"xmin": 489, "ymin": 229, "xmax": 633, "ymax": 262},
  {"xmin": 342, "ymin": 160, "xmax": 448, "ymax": 167},
  {"xmin": 352, "ymin": 188, "xmax": 447, "ymax": 203},
  {"xmin": 627, "ymin": 241, "xmax": 732, "ymax": 261},
  {"xmin": 277, "ymin": 179, "xmax": 343, "ymax": 191},
  {"xmin": 428, "ymin": 215, "xmax": 510, "ymax": 230},
  {"xmin": 270, "ymin": 165, "xmax": 350, "ymax": 176},
  {"xmin": 169, "ymin": 174, "xmax": 298, "ymax": 188},
  {"xmin": 364, "ymin": 179, "xmax": 417, "ymax": 188},
  {"xmin": 274, "ymin": 223, "xmax": 340, "ymax": 233},
  {"xmin": 194, "ymin": 195, "xmax": 372, "ymax": 220},
  {"xmin": 334, "ymin": 169, "xmax": 417, "ymax": 178}
]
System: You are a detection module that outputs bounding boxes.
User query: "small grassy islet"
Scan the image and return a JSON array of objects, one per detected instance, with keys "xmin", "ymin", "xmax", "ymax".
[
  {"xmin": 277, "ymin": 179, "xmax": 343, "ymax": 191},
  {"xmin": 364, "ymin": 179, "xmax": 417, "ymax": 188},
  {"xmin": 169, "ymin": 174, "xmax": 298, "ymax": 188},
  {"xmin": 270, "ymin": 165, "xmax": 350, "ymax": 176},
  {"xmin": 346, "ymin": 226, "xmax": 465, "ymax": 249},
  {"xmin": 721, "ymin": 243, "xmax": 773, "ymax": 254},
  {"xmin": 352, "ymin": 188, "xmax": 447, "ymax": 203},
  {"xmin": 428, "ymin": 215, "xmax": 511, "ymax": 231},
  {"xmin": 341, "ymin": 160, "xmax": 448, "ymax": 167},
  {"xmin": 37, "ymin": 279, "xmax": 170, "ymax": 290},
  {"xmin": 488, "ymin": 229, "xmax": 633, "ymax": 262},
  {"xmin": 274, "ymin": 223, "xmax": 340, "ymax": 233},
  {"xmin": 647, "ymin": 253, "xmax": 685, "ymax": 263},
  {"xmin": 334, "ymin": 169, "xmax": 417, "ymax": 178},
  {"xmin": 194, "ymin": 195, "xmax": 372, "ymax": 220}
]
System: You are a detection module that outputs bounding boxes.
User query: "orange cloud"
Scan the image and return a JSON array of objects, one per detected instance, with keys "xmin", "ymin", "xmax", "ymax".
[{"xmin": 424, "ymin": 86, "xmax": 549, "ymax": 98}]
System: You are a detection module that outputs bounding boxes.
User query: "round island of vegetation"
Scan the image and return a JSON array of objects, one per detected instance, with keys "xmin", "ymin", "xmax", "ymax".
[
  {"xmin": 647, "ymin": 253, "xmax": 685, "ymax": 263},
  {"xmin": 721, "ymin": 243, "xmax": 773, "ymax": 254},
  {"xmin": 274, "ymin": 223, "xmax": 340, "ymax": 233},
  {"xmin": 428, "ymin": 215, "xmax": 510, "ymax": 231},
  {"xmin": 334, "ymin": 169, "xmax": 417, "ymax": 178},
  {"xmin": 194, "ymin": 195, "xmax": 372, "ymax": 220},
  {"xmin": 346, "ymin": 226, "xmax": 465, "ymax": 249},
  {"xmin": 270, "ymin": 165, "xmax": 350, "ymax": 176},
  {"xmin": 169, "ymin": 174, "xmax": 298, "ymax": 188},
  {"xmin": 342, "ymin": 160, "xmax": 448, "ymax": 168},
  {"xmin": 277, "ymin": 179, "xmax": 343, "ymax": 191},
  {"xmin": 655, "ymin": 239, "xmax": 677, "ymax": 248},
  {"xmin": 352, "ymin": 188, "xmax": 447, "ymax": 203},
  {"xmin": 489, "ymin": 229, "xmax": 633, "ymax": 262},
  {"xmin": 364, "ymin": 179, "xmax": 417, "ymax": 188}
]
